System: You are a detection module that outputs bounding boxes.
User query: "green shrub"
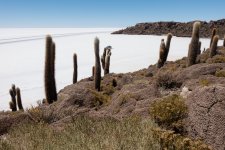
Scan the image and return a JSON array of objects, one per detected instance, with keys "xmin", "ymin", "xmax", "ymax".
[
  {"xmin": 149, "ymin": 94, "xmax": 187, "ymax": 132},
  {"xmin": 215, "ymin": 70, "xmax": 225, "ymax": 77}
]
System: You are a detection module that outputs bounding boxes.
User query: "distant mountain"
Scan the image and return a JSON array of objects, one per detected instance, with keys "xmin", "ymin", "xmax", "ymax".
[{"xmin": 112, "ymin": 19, "xmax": 225, "ymax": 38}]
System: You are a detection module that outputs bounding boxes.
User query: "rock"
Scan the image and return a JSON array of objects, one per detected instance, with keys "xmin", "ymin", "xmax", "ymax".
[
  {"xmin": 112, "ymin": 19, "xmax": 225, "ymax": 38},
  {"xmin": 186, "ymin": 86, "xmax": 225, "ymax": 150},
  {"xmin": 180, "ymin": 86, "xmax": 191, "ymax": 98}
]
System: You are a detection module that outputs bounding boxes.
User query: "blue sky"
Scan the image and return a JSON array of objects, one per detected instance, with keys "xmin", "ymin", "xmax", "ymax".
[{"xmin": 0, "ymin": 0, "xmax": 224, "ymax": 27}]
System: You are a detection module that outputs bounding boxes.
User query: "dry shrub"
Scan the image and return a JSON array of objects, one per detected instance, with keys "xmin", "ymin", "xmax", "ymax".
[
  {"xmin": 206, "ymin": 55, "xmax": 225, "ymax": 63},
  {"xmin": 149, "ymin": 94, "xmax": 187, "ymax": 133},
  {"xmin": 152, "ymin": 128, "xmax": 212, "ymax": 150},
  {"xmin": 155, "ymin": 71, "xmax": 181, "ymax": 89},
  {"xmin": 215, "ymin": 69, "xmax": 225, "ymax": 77}
]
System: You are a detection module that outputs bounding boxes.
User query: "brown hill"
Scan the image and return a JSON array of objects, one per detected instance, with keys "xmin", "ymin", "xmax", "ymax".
[{"xmin": 112, "ymin": 19, "xmax": 225, "ymax": 38}]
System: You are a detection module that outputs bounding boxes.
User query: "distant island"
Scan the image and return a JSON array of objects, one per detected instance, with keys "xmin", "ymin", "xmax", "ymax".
[{"xmin": 112, "ymin": 19, "xmax": 225, "ymax": 38}]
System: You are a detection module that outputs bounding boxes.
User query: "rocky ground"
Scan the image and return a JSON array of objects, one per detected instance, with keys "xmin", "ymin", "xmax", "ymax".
[
  {"xmin": 112, "ymin": 19, "xmax": 225, "ymax": 38},
  {"xmin": 1, "ymin": 45, "xmax": 225, "ymax": 149}
]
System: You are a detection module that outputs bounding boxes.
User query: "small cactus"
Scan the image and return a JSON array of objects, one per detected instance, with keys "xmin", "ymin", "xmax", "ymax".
[
  {"xmin": 94, "ymin": 37, "xmax": 101, "ymax": 91},
  {"xmin": 101, "ymin": 48, "xmax": 107, "ymax": 70},
  {"xmin": 187, "ymin": 22, "xmax": 201, "ymax": 67},
  {"xmin": 104, "ymin": 49, "xmax": 112, "ymax": 75},
  {"xmin": 44, "ymin": 35, "xmax": 57, "ymax": 104},
  {"xmin": 9, "ymin": 88, "xmax": 17, "ymax": 111},
  {"xmin": 209, "ymin": 35, "xmax": 219, "ymax": 58},
  {"xmin": 157, "ymin": 39, "xmax": 166, "ymax": 68},
  {"xmin": 210, "ymin": 28, "xmax": 217, "ymax": 47},
  {"xmin": 223, "ymin": 35, "xmax": 225, "ymax": 47},
  {"xmin": 73, "ymin": 53, "xmax": 78, "ymax": 84},
  {"xmin": 16, "ymin": 88, "xmax": 24, "ymax": 110}
]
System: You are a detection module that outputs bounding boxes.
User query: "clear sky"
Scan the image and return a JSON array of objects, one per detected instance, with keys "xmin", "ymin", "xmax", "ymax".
[{"xmin": 0, "ymin": 0, "xmax": 224, "ymax": 27}]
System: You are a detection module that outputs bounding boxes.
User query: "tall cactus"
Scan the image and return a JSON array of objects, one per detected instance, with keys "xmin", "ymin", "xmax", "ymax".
[
  {"xmin": 73, "ymin": 53, "xmax": 78, "ymax": 84},
  {"xmin": 157, "ymin": 39, "xmax": 166, "ymax": 68},
  {"xmin": 104, "ymin": 49, "xmax": 112, "ymax": 75},
  {"xmin": 94, "ymin": 37, "xmax": 101, "ymax": 91},
  {"xmin": 209, "ymin": 35, "xmax": 219, "ymax": 58},
  {"xmin": 210, "ymin": 28, "xmax": 217, "ymax": 47},
  {"xmin": 164, "ymin": 33, "xmax": 173, "ymax": 62},
  {"xmin": 187, "ymin": 22, "xmax": 201, "ymax": 67},
  {"xmin": 44, "ymin": 35, "xmax": 57, "ymax": 104},
  {"xmin": 16, "ymin": 87, "xmax": 24, "ymax": 110},
  {"xmin": 51, "ymin": 42, "xmax": 57, "ymax": 101},
  {"xmin": 9, "ymin": 86, "xmax": 17, "ymax": 111}
]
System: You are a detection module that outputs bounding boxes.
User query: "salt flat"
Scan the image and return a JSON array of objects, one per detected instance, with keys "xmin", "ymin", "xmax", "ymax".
[{"xmin": 0, "ymin": 28, "xmax": 223, "ymax": 110}]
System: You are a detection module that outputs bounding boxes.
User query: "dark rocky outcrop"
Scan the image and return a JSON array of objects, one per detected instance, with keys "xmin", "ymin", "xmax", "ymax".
[{"xmin": 112, "ymin": 19, "xmax": 225, "ymax": 38}]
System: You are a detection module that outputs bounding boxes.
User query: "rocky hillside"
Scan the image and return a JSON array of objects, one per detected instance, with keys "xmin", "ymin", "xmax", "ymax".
[
  {"xmin": 112, "ymin": 19, "xmax": 225, "ymax": 38},
  {"xmin": 1, "ymin": 45, "xmax": 225, "ymax": 149}
]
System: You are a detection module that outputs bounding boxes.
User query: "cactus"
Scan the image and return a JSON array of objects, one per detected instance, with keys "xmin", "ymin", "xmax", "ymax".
[
  {"xmin": 197, "ymin": 41, "xmax": 201, "ymax": 55},
  {"xmin": 164, "ymin": 33, "xmax": 173, "ymax": 62},
  {"xmin": 94, "ymin": 37, "xmax": 101, "ymax": 91},
  {"xmin": 223, "ymin": 35, "xmax": 225, "ymax": 47},
  {"xmin": 73, "ymin": 53, "xmax": 78, "ymax": 84},
  {"xmin": 9, "ymin": 89, "xmax": 17, "ymax": 111},
  {"xmin": 104, "ymin": 49, "xmax": 112, "ymax": 75},
  {"xmin": 209, "ymin": 35, "xmax": 219, "ymax": 57},
  {"xmin": 101, "ymin": 48, "xmax": 107, "ymax": 70},
  {"xmin": 16, "ymin": 87, "xmax": 24, "ymax": 110},
  {"xmin": 44, "ymin": 35, "xmax": 57, "ymax": 104},
  {"xmin": 157, "ymin": 39, "xmax": 166, "ymax": 68},
  {"xmin": 92, "ymin": 66, "xmax": 95, "ymax": 78},
  {"xmin": 187, "ymin": 22, "xmax": 201, "ymax": 67},
  {"xmin": 51, "ymin": 42, "xmax": 57, "ymax": 101},
  {"xmin": 210, "ymin": 28, "xmax": 217, "ymax": 47}
]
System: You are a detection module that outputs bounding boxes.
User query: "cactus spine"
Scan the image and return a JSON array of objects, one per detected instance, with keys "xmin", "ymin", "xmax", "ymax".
[
  {"xmin": 9, "ymin": 84, "xmax": 17, "ymax": 111},
  {"xmin": 73, "ymin": 53, "xmax": 78, "ymax": 84},
  {"xmin": 16, "ymin": 88, "xmax": 24, "ymax": 110},
  {"xmin": 104, "ymin": 49, "xmax": 112, "ymax": 75},
  {"xmin": 187, "ymin": 22, "xmax": 201, "ymax": 67},
  {"xmin": 157, "ymin": 39, "xmax": 166, "ymax": 68},
  {"xmin": 209, "ymin": 35, "xmax": 219, "ymax": 58},
  {"xmin": 94, "ymin": 37, "xmax": 101, "ymax": 91},
  {"xmin": 44, "ymin": 35, "xmax": 57, "ymax": 104},
  {"xmin": 210, "ymin": 28, "xmax": 217, "ymax": 47}
]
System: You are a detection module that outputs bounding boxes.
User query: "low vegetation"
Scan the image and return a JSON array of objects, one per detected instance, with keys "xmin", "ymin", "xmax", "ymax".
[{"xmin": 149, "ymin": 94, "xmax": 187, "ymax": 133}]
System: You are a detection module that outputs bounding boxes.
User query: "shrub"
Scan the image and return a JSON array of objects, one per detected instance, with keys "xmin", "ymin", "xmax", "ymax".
[
  {"xmin": 215, "ymin": 70, "xmax": 225, "ymax": 77},
  {"xmin": 155, "ymin": 71, "xmax": 181, "ymax": 89},
  {"xmin": 199, "ymin": 79, "xmax": 210, "ymax": 86},
  {"xmin": 26, "ymin": 106, "xmax": 57, "ymax": 123},
  {"xmin": 149, "ymin": 94, "xmax": 187, "ymax": 133},
  {"xmin": 206, "ymin": 55, "xmax": 225, "ymax": 63},
  {"xmin": 152, "ymin": 128, "xmax": 212, "ymax": 150}
]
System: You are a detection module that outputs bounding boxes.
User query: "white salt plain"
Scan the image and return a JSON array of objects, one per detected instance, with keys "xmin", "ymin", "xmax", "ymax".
[{"xmin": 0, "ymin": 28, "xmax": 224, "ymax": 111}]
